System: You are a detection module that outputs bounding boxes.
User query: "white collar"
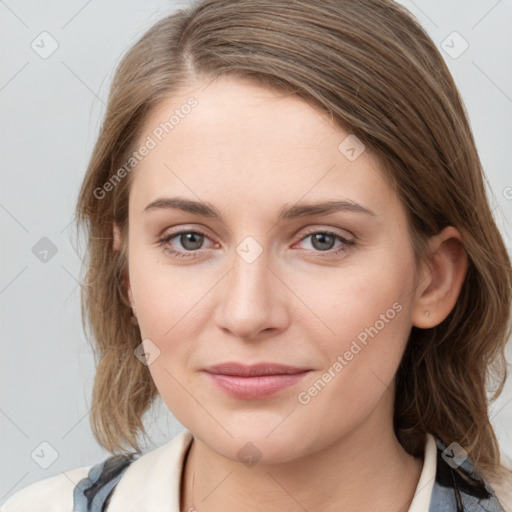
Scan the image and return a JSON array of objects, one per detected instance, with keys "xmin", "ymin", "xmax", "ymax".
[
  {"xmin": 108, "ymin": 429, "xmax": 194, "ymax": 511},
  {"xmin": 408, "ymin": 433, "xmax": 437, "ymax": 512}
]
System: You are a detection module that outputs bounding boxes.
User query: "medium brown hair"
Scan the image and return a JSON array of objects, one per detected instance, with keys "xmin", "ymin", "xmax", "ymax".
[{"xmin": 75, "ymin": 0, "xmax": 511, "ymax": 480}]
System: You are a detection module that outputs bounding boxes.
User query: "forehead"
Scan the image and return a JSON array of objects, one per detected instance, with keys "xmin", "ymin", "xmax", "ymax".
[{"xmin": 128, "ymin": 76, "xmax": 398, "ymax": 218}]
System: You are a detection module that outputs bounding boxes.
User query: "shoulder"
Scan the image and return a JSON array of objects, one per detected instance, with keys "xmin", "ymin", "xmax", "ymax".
[
  {"xmin": 0, "ymin": 466, "xmax": 91, "ymax": 512},
  {"xmin": 0, "ymin": 430, "xmax": 194, "ymax": 512},
  {"xmin": 0, "ymin": 452, "xmax": 138, "ymax": 512},
  {"xmin": 106, "ymin": 429, "xmax": 193, "ymax": 511}
]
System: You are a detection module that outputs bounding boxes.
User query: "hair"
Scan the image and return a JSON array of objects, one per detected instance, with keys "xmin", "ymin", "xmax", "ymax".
[{"xmin": 75, "ymin": 0, "xmax": 511, "ymax": 482}]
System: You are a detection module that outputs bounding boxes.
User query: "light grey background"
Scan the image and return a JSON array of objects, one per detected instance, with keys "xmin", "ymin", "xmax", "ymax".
[{"xmin": 1, "ymin": 0, "xmax": 511, "ymax": 502}]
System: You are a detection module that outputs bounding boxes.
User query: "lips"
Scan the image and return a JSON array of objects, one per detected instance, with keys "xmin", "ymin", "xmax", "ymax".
[
  {"xmin": 204, "ymin": 362, "xmax": 309, "ymax": 376},
  {"xmin": 202, "ymin": 362, "xmax": 311, "ymax": 399}
]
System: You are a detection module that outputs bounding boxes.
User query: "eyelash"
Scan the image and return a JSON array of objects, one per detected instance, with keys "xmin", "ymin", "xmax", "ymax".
[{"xmin": 158, "ymin": 228, "xmax": 355, "ymax": 260}]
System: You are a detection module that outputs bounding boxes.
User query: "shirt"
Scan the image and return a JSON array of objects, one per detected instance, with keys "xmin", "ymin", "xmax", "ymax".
[{"xmin": 1, "ymin": 430, "xmax": 510, "ymax": 511}]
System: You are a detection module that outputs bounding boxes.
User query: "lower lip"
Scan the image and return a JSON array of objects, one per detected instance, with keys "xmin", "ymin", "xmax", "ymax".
[{"xmin": 203, "ymin": 371, "xmax": 310, "ymax": 399}]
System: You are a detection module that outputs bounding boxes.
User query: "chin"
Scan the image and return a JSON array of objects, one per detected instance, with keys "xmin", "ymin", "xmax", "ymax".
[{"xmin": 186, "ymin": 412, "xmax": 330, "ymax": 466}]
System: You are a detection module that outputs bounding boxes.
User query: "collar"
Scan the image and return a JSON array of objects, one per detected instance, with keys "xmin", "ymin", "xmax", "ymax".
[{"xmin": 108, "ymin": 429, "xmax": 193, "ymax": 511}]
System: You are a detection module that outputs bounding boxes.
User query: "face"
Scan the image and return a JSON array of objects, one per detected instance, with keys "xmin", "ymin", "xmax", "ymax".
[{"xmin": 122, "ymin": 76, "xmax": 420, "ymax": 463}]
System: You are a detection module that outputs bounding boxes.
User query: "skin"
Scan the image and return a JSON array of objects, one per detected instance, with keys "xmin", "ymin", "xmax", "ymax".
[{"xmin": 114, "ymin": 76, "xmax": 468, "ymax": 512}]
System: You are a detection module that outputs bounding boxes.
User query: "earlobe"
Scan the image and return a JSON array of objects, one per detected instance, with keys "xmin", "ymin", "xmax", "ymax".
[
  {"xmin": 127, "ymin": 284, "xmax": 135, "ymax": 309},
  {"xmin": 113, "ymin": 223, "xmax": 122, "ymax": 252},
  {"xmin": 411, "ymin": 226, "xmax": 468, "ymax": 329}
]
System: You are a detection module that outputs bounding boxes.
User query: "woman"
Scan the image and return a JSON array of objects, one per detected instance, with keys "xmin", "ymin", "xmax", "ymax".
[{"xmin": 2, "ymin": 0, "xmax": 511, "ymax": 510}]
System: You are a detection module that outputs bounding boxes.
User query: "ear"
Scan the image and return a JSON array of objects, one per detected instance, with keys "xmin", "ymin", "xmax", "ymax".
[
  {"xmin": 113, "ymin": 222, "xmax": 135, "ymax": 309},
  {"xmin": 411, "ymin": 226, "xmax": 468, "ymax": 329}
]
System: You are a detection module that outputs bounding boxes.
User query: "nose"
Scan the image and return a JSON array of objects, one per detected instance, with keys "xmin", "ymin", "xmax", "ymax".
[{"xmin": 213, "ymin": 244, "xmax": 290, "ymax": 341}]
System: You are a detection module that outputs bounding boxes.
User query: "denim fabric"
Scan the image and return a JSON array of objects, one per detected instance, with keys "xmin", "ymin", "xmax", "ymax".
[
  {"xmin": 72, "ymin": 453, "xmax": 136, "ymax": 512},
  {"xmin": 429, "ymin": 438, "xmax": 505, "ymax": 512}
]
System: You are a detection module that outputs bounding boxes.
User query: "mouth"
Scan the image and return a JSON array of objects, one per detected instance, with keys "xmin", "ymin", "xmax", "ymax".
[{"xmin": 202, "ymin": 362, "xmax": 311, "ymax": 399}]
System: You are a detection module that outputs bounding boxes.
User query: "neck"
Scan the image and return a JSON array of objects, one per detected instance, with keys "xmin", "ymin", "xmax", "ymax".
[{"xmin": 180, "ymin": 410, "xmax": 423, "ymax": 512}]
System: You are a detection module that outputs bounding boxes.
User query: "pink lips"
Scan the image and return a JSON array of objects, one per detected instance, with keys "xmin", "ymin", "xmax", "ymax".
[{"xmin": 202, "ymin": 362, "xmax": 311, "ymax": 399}]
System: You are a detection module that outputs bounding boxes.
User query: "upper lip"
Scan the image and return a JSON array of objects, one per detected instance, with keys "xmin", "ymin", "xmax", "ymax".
[{"xmin": 203, "ymin": 362, "xmax": 310, "ymax": 377}]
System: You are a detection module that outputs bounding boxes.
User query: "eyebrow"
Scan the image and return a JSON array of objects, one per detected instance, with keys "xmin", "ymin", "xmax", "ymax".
[{"xmin": 143, "ymin": 197, "xmax": 376, "ymax": 220}]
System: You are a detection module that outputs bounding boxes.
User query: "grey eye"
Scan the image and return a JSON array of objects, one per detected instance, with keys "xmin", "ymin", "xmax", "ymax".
[
  {"xmin": 309, "ymin": 233, "xmax": 337, "ymax": 251},
  {"xmin": 177, "ymin": 232, "xmax": 205, "ymax": 250}
]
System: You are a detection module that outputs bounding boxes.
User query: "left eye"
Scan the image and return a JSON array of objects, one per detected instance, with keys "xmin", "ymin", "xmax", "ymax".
[{"xmin": 296, "ymin": 231, "xmax": 351, "ymax": 252}]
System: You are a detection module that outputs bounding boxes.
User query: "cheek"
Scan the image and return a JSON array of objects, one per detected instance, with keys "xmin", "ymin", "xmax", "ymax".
[
  {"xmin": 290, "ymin": 270, "xmax": 413, "ymax": 442},
  {"xmin": 127, "ymin": 245, "xmax": 212, "ymax": 408},
  {"xmin": 309, "ymin": 254, "xmax": 413, "ymax": 344},
  {"xmin": 128, "ymin": 239, "xmax": 205, "ymax": 333},
  {"xmin": 304, "ymin": 250, "xmax": 415, "ymax": 394}
]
